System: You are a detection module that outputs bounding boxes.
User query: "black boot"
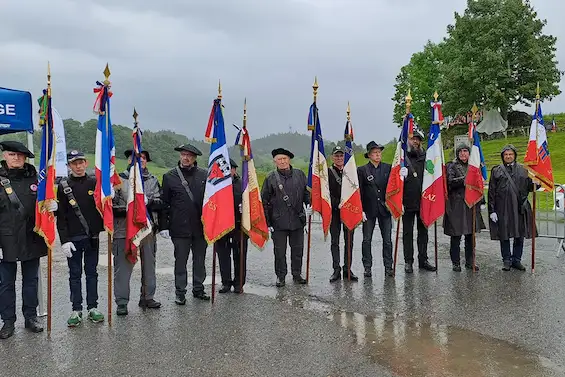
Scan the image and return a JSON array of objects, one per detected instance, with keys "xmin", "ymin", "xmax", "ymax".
[
  {"xmin": 385, "ymin": 268, "xmax": 394, "ymax": 277},
  {"xmin": 502, "ymin": 261, "xmax": 512, "ymax": 271},
  {"xmin": 276, "ymin": 277, "xmax": 286, "ymax": 287},
  {"xmin": 116, "ymin": 305, "xmax": 128, "ymax": 316},
  {"xmin": 233, "ymin": 285, "xmax": 243, "ymax": 294},
  {"xmin": 139, "ymin": 299, "xmax": 161, "ymax": 308},
  {"xmin": 175, "ymin": 294, "xmax": 187, "ymax": 305},
  {"xmin": 343, "ymin": 270, "xmax": 359, "ymax": 282},
  {"xmin": 364, "ymin": 267, "xmax": 372, "ymax": 277},
  {"xmin": 24, "ymin": 318, "xmax": 44, "ymax": 333},
  {"xmin": 419, "ymin": 261, "xmax": 437, "ymax": 272},
  {"xmin": 193, "ymin": 291, "xmax": 211, "ymax": 301},
  {"xmin": 404, "ymin": 263, "xmax": 414, "ymax": 274},
  {"xmin": 329, "ymin": 269, "xmax": 341, "ymax": 282},
  {"xmin": 219, "ymin": 284, "xmax": 232, "ymax": 294},
  {"xmin": 512, "ymin": 261, "xmax": 526, "ymax": 271},
  {"xmin": 293, "ymin": 275, "xmax": 307, "ymax": 284},
  {"xmin": 452, "ymin": 264, "xmax": 462, "ymax": 272},
  {"xmin": 465, "ymin": 263, "xmax": 480, "ymax": 271},
  {"xmin": 0, "ymin": 321, "xmax": 15, "ymax": 340}
]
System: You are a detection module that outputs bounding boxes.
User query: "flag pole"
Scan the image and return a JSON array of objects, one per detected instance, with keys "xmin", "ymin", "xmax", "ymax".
[
  {"xmin": 133, "ymin": 108, "xmax": 147, "ymax": 311},
  {"xmin": 211, "ymin": 80, "xmax": 222, "ymax": 305},
  {"xmin": 46, "ymin": 62, "xmax": 53, "ymax": 336},
  {"xmin": 532, "ymin": 83, "xmax": 540, "ymax": 274},
  {"xmin": 432, "ymin": 91, "xmax": 440, "ymax": 274},
  {"xmin": 103, "ymin": 64, "xmax": 113, "ymax": 325},
  {"xmin": 346, "ymin": 102, "xmax": 352, "ymax": 281},
  {"xmin": 306, "ymin": 77, "xmax": 318, "ymax": 284},
  {"xmin": 239, "ymin": 99, "xmax": 247, "ymax": 292},
  {"xmin": 471, "ymin": 103, "xmax": 478, "ymax": 274},
  {"xmin": 393, "ymin": 90, "xmax": 412, "ymax": 277}
]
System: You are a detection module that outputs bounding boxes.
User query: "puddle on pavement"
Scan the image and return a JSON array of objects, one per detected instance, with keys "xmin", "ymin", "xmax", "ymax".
[{"xmin": 329, "ymin": 310, "xmax": 564, "ymax": 377}]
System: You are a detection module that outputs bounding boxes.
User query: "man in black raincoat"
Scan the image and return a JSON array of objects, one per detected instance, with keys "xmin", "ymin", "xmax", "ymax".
[
  {"xmin": 443, "ymin": 144, "xmax": 485, "ymax": 271},
  {"xmin": 0, "ymin": 141, "xmax": 56, "ymax": 339},
  {"xmin": 488, "ymin": 144, "xmax": 537, "ymax": 271}
]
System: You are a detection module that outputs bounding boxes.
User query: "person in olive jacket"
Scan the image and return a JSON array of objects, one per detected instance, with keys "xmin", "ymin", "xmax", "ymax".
[
  {"xmin": 0, "ymin": 141, "xmax": 57, "ymax": 339},
  {"xmin": 217, "ymin": 158, "xmax": 248, "ymax": 294},
  {"xmin": 261, "ymin": 148, "xmax": 312, "ymax": 287},
  {"xmin": 159, "ymin": 144, "xmax": 210, "ymax": 303}
]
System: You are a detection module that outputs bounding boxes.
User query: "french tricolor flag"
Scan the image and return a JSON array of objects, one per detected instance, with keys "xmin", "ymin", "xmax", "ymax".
[
  {"xmin": 339, "ymin": 113, "xmax": 363, "ymax": 231},
  {"xmin": 307, "ymin": 102, "xmax": 332, "ymax": 238},
  {"xmin": 464, "ymin": 121, "xmax": 486, "ymax": 207}
]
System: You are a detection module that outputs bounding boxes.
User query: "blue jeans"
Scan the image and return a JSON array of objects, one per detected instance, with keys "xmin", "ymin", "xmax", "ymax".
[
  {"xmin": 361, "ymin": 215, "xmax": 393, "ymax": 269},
  {"xmin": 67, "ymin": 237, "xmax": 100, "ymax": 311},
  {"xmin": 0, "ymin": 258, "xmax": 40, "ymax": 322},
  {"xmin": 500, "ymin": 238, "xmax": 524, "ymax": 263}
]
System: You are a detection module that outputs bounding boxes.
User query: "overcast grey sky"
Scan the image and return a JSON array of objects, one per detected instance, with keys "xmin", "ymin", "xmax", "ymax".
[{"xmin": 2, "ymin": 0, "xmax": 563, "ymax": 145}]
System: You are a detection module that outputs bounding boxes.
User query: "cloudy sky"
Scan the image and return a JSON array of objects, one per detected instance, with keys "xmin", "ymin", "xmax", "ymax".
[{"xmin": 2, "ymin": 0, "xmax": 564, "ymax": 145}]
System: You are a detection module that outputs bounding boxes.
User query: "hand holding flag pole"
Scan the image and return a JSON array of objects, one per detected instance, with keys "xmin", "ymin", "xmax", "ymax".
[
  {"xmin": 133, "ymin": 108, "xmax": 147, "ymax": 311},
  {"xmin": 239, "ymin": 98, "xmax": 247, "ymax": 293},
  {"xmin": 306, "ymin": 77, "xmax": 318, "ymax": 284}
]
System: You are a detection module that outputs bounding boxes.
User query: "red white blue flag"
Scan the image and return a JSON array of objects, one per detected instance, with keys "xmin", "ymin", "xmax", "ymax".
[
  {"xmin": 125, "ymin": 113, "xmax": 152, "ymax": 263},
  {"xmin": 524, "ymin": 99, "xmax": 554, "ymax": 191},
  {"xmin": 339, "ymin": 115, "xmax": 363, "ymax": 231},
  {"xmin": 307, "ymin": 102, "xmax": 332, "ymax": 238},
  {"xmin": 386, "ymin": 113, "xmax": 411, "ymax": 219},
  {"xmin": 464, "ymin": 121, "xmax": 486, "ymax": 207},
  {"xmin": 202, "ymin": 97, "xmax": 235, "ymax": 244},
  {"xmin": 93, "ymin": 73, "xmax": 120, "ymax": 234},
  {"xmin": 420, "ymin": 99, "xmax": 447, "ymax": 228},
  {"xmin": 34, "ymin": 88, "xmax": 57, "ymax": 248}
]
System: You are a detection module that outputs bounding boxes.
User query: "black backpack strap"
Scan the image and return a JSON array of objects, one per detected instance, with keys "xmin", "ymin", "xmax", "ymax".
[
  {"xmin": 0, "ymin": 176, "xmax": 26, "ymax": 217},
  {"xmin": 273, "ymin": 172, "xmax": 292, "ymax": 207},
  {"xmin": 176, "ymin": 166, "xmax": 195, "ymax": 203},
  {"xmin": 329, "ymin": 167, "xmax": 342, "ymax": 185},
  {"xmin": 60, "ymin": 179, "xmax": 91, "ymax": 236}
]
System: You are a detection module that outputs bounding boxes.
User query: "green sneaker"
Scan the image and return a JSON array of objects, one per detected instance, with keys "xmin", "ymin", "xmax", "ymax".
[
  {"xmin": 67, "ymin": 311, "xmax": 83, "ymax": 327},
  {"xmin": 87, "ymin": 308, "xmax": 105, "ymax": 323}
]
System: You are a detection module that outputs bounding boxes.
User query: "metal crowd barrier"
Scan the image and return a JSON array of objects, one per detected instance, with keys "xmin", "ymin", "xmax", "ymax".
[{"xmin": 534, "ymin": 183, "xmax": 565, "ymax": 257}]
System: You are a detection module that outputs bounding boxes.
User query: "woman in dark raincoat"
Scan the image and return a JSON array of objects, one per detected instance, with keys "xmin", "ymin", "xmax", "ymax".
[
  {"xmin": 443, "ymin": 144, "xmax": 485, "ymax": 271},
  {"xmin": 488, "ymin": 144, "xmax": 537, "ymax": 271}
]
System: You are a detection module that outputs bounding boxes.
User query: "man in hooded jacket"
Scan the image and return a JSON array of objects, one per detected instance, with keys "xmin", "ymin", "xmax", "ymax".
[
  {"xmin": 488, "ymin": 144, "xmax": 537, "ymax": 271},
  {"xmin": 443, "ymin": 144, "xmax": 485, "ymax": 271}
]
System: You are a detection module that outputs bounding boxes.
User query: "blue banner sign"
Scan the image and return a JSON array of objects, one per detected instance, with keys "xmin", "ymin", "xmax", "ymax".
[{"xmin": 0, "ymin": 87, "xmax": 33, "ymax": 135}]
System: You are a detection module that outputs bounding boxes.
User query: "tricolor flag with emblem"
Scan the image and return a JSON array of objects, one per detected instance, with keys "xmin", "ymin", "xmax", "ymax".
[
  {"xmin": 524, "ymin": 98, "xmax": 554, "ymax": 191},
  {"xmin": 202, "ymin": 97, "xmax": 235, "ymax": 244},
  {"xmin": 34, "ymin": 88, "xmax": 57, "ymax": 248},
  {"xmin": 339, "ymin": 114, "xmax": 363, "ymax": 231},
  {"xmin": 235, "ymin": 124, "xmax": 269, "ymax": 249},
  {"xmin": 125, "ymin": 114, "xmax": 152, "ymax": 263},
  {"xmin": 386, "ymin": 113, "xmax": 411, "ymax": 219},
  {"xmin": 464, "ymin": 121, "xmax": 486, "ymax": 207},
  {"xmin": 307, "ymin": 102, "xmax": 332, "ymax": 238},
  {"xmin": 93, "ymin": 73, "xmax": 121, "ymax": 234},
  {"xmin": 420, "ymin": 99, "xmax": 447, "ymax": 228},
  {"xmin": 551, "ymin": 117, "xmax": 557, "ymax": 132}
]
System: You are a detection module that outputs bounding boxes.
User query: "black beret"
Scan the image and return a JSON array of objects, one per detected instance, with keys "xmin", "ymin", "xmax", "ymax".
[
  {"xmin": 124, "ymin": 149, "xmax": 152, "ymax": 162},
  {"xmin": 271, "ymin": 148, "xmax": 294, "ymax": 159},
  {"xmin": 67, "ymin": 150, "xmax": 87, "ymax": 162},
  {"xmin": 174, "ymin": 144, "xmax": 202, "ymax": 156},
  {"xmin": 0, "ymin": 140, "xmax": 34, "ymax": 158},
  {"xmin": 229, "ymin": 158, "xmax": 238, "ymax": 168}
]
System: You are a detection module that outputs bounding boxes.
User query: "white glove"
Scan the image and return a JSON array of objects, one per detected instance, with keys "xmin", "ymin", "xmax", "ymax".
[
  {"xmin": 269, "ymin": 227, "xmax": 275, "ymax": 233},
  {"xmin": 362, "ymin": 212, "xmax": 367, "ymax": 222},
  {"xmin": 532, "ymin": 178, "xmax": 540, "ymax": 185},
  {"xmin": 400, "ymin": 167, "xmax": 408, "ymax": 178},
  {"xmin": 480, "ymin": 204, "xmax": 486, "ymax": 210},
  {"xmin": 144, "ymin": 196, "xmax": 148, "ymax": 205},
  {"xmin": 47, "ymin": 201, "xmax": 58, "ymax": 212},
  {"xmin": 0, "ymin": 248, "xmax": 3, "ymax": 260},
  {"xmin": 239, "ymin": 204, "xmax": 242, "ymax": 213},
  {"xmin": 159, "ymin": 230, "xmax": 170, "ymax": 239},
  {"xmin": 490, "ymin": 213, "xmax": 498, "ymax": 223},
  {"xmin": 304, "ymin": 204, "xmax": 313, "ymax": 217},
  {"xmin": 61, "ymin": 242, "xmax": 76, "ymax": 258}
]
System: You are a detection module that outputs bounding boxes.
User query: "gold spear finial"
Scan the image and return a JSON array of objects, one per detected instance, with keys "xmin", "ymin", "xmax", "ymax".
[
  {"xmin": 313, "ymin": 76, "xmax": 319, "ymax": 103},
  {"xmin": 405, "ymin": 89, "xmax": 413, "ymax": 114},
  {"xmin": 536, "ymin": 82, "xmax": 540, "ymax": 100},
  {"xmin": 243, "ymin": 98, "xmax": 247, "ymax": 128},
  {"xmin": 103, "ymin": 63, "xmax": 111, "ymax": 86},
  {"xmin": 433, "ymin": 91, "xmax": 439, "ymax": 102},
  {"xmin": 218, "ymin": 80, "xmax": 222, "ymax": 100},
  {"xmin": 471, "ymin": 102, "xmax": 478, "ymax": 121},
  {"xmin": 47, "ymin": 61, "xmax": 52, "ymax": 97},
  {"xmin": 133, "ymin": 108, "xmax": 139, "ymax": 125},
  {"xmin": 346, "ymin": 101, "xmax": 351, "ymax": 122}
]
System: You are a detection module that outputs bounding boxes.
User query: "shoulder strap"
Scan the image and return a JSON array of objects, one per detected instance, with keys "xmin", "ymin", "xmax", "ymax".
[
  {"xmin": 0, "ymin": 176, "xmax": 26, "ymax": 217},
  {"xmin": 273, "ymin": 172, "xmax": 292, "ymax": 207},
  {"xmin": 499, "ymin": 165, "xmax": 521, "ymax": 198},
  {"xmin": 176, "ymin": 166, "xmax": 195, "ymax": 203},
  {"xmin": 363, "ymin": 164, "xmax": 379, "ymax": 189},
  {"xmin": 61, "ymin": 179, "xmax": 91, "ymax": 236},
  {"xmin": 329, "ymin": 167, "xmax": 342, "ymax": 185}
]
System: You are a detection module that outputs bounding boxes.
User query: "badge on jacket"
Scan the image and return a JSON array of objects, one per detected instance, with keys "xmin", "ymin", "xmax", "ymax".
[
  {"xmin": 88, "ymin": 190, "xmax": 94, "ymax": 195},
  {"xmin": 69, "ymin": 199, "xmax": 77, "ymax": 206},
  {"xmin": 30, "ymin": 184, "xmax": 37, "ymax": 192},
  {"xmin": 5, "ymin": 187, "xmax": 13, "ymax": 194}
]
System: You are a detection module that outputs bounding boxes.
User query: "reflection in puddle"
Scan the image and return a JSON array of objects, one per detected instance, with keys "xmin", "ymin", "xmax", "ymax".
[{"xmin": 329, "ymin": 310, "xmax": 564, "ymax": 377}]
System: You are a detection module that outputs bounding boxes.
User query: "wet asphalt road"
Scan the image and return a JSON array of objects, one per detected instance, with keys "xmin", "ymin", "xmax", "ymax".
[{"xmin": 1, "ymin": 215, "xmax": 565, "ymax": 376}]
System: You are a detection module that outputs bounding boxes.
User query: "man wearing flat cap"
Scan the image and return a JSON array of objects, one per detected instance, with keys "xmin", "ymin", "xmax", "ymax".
[
  {"xmin": 357, "ymin": 141, "xmax": 393, "ymax": 278},
  {"xmin": 328, "ymin": 145, "xmax": 359, "ymax": 282},
  {"xmin": 0, "ymin": 141, "xmax": 57, "ymax": 339},
  {"xmin": 160, "ymin": 144, "xmax": 210, "ymax": 302},
  {"xmin": 402, "ymin": 126, "xmax": 436, "ymax": 273},
  {"xmin": 111, "ymin": 148, "xmax": 163, "ymax": 316},
  {"xmin": 56, "ymin": 150, "xmax": 105, "ymax": 326},
  {"xmin": 216, "ymin": 158, "xmax": 249, "ymax": 294},
  {"xmin": 261, "ymin": 148, "xmax": 311, "ymax": 287}
]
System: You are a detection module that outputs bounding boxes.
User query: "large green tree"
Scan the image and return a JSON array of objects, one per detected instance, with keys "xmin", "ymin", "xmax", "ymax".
[
  {"xmin": 439, "ymin": 0, "xmax": 562, "ymax": 119},
  {"xmin": 392, "ymin": 41, "xmax": 444, "ymax": 130}
]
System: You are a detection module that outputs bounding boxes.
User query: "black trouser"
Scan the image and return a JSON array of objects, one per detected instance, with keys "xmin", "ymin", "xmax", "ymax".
[
  {"xmin": 449, "ymin": 235, "xmax": 473, "ymax": 265},
  {"xmin": 0, "ymin": 258, "xmax": 40, "ymax": 322},
  {"xmin": 217, "ymin": 229, "xmax": 248, "ymax": 288},
  {"xmin": 272, "ymin": 229, "xmax": 304, "ymax": 279},
  {"xmin": 402, "ymin": 211, "xmax": 429, "ymax": 265},
  {"xmin": 361, "ymin": 214, "xmax": 393, "ymax": 269},
  {"xmin": 172, "ymin": 236, "xmax": 207, "ymax": 295},
  {"xmin": 330, "ymin": 213, "xmax": 354, "ymax": 271}
]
